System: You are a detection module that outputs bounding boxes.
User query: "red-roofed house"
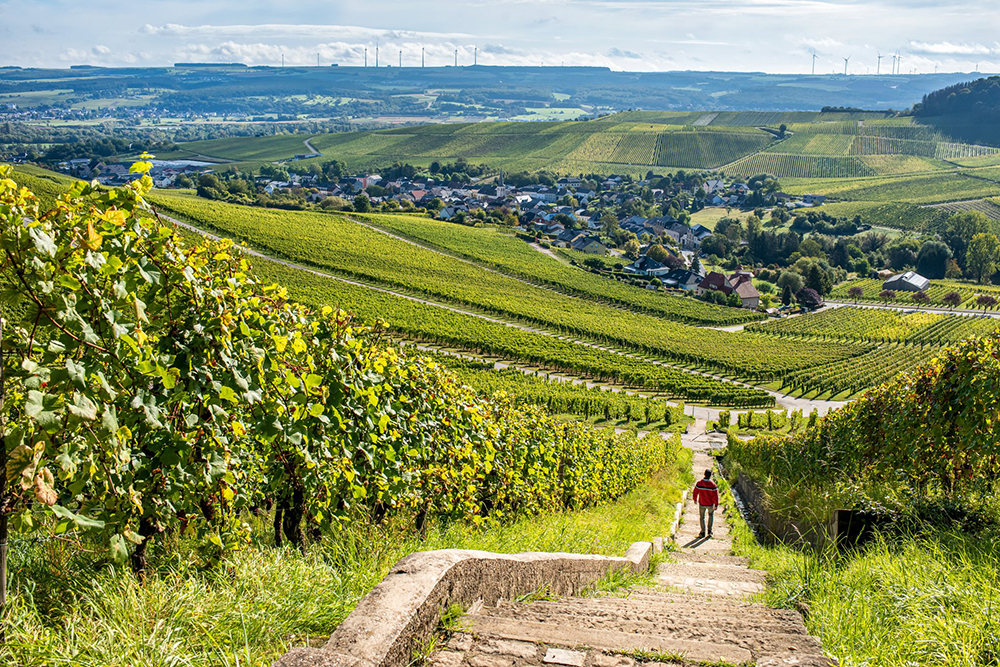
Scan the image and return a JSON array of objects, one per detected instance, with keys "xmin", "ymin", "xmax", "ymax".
[{"xmin": 696, "ymin": 271, "xmax": 760, "ymax": 309}]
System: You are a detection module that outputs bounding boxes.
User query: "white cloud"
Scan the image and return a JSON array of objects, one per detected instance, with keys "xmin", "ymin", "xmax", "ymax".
[
  {"xmin": 909, "ymin": 40, "xmax": 999, "ymax": 56},
  {"xmin": 2, "ymin": 0, "xmax": 999, "ymax": 74},
  {"xmin": 172, "ymin": 40, "xmax": 674, "ymax": 70},
  {"xmin": 141, "ymin": 23, "xmax": 474, "ymax": 42}
]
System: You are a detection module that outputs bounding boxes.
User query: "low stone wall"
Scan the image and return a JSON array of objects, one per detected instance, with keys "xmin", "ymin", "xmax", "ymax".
[
  {"xmin": 734, "ymin": 472, "xmax": 833, "ymax": 549},
  {"xmin": 273, "ymin": 542, "xmax": 653, "ymax": 667}
]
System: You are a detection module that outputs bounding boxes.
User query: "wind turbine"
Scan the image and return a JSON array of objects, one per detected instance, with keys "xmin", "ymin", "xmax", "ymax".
[
  {"xmin": 421, "ymin": 47, "xmax": 425, "ymax": 68},
  {"xmin": 896, "ymin": 54, "xmax": 903, "ymax": 74},
  {"xmin": 811, "ymin": 51, "xmax": 817, "ymax": 75},
  {"xmin": 843, "ymin": 56, "xmax": 851, "ymax": 75},
  {"xmin": 399, "ymin": 50, "xmax": 402, "ymax": 68},
  {"xmin": 877, "ymin": 52, "xmax": 883, "ymax": 75},
  {"xmin": 364, "ymin": 48, "xmax": 368, "ymax": 68}
]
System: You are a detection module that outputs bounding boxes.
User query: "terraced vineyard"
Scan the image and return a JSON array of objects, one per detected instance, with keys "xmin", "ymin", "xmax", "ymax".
[
  {"xmin": 237, "ymin": 238, "xmax": 779, "ymax": 406},
  {"xmin": 609, "ymin": 131, "xmax": 657, "ymax": 164},
  {"xmin": 157, "ymin": 110, "xmax": 1000, "ymax": 204},
  {"xmin": 783, "ymin": 171, "xmax": 1000, "ymax": 204},
  {"xmin": 436, "ymin": 356, "xmax": 687, "ymax": 426},
  {"xmin": 149, "ymin": 193, "xmax": 857, "ymax": 382},
  {"xmin": 926, "ymin": 198, "xmax": 1000, "ymax": 221},
  {"xmin": 748, "ymin": 306, "xmax": 999, "ymax": 345},
  {"xmin": 830, "ymin": 278, "xmax": 1000, "ymax": 310},
  {"xmin": 778, "ymin": 345, "xmax": 941, "ymax": 400},
  {"xmin": 818, "ymin": 201, "xmax": 948, "ymax": 231},
  {"xmin": 654, "ymin": 131, "xmax": 771, "ymax": 168},
  {"xmin": 725, "ymin": 153, "xmax": 875, "ymax": 179},
  {"xmin": 354, "ymin": 212, "xmax": 763, "ymax": 326}
]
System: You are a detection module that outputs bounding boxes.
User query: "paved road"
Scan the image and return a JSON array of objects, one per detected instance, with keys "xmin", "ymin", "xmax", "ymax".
[
  {"xmin": 302, "ymin": 136, "xmax": 320, "ymax": 155},
  {"xmin": 155, "ymin": 208, "xmax": 849, "ymax": 416}
]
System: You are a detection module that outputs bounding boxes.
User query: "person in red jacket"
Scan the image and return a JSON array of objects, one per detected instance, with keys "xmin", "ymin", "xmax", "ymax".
[{"xmin": 693, "ymin": 469, "xmax": 720, "ymax": 538}]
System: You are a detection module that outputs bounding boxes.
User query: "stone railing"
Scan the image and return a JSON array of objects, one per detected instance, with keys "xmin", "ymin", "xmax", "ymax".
[{"xmin": 273, "ymin": 542, "xmax": 653, "ymax": 667}]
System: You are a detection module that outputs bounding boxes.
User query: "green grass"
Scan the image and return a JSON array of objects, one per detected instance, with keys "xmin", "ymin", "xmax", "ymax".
[
  {"xmin": 162, "ymin": 134, "xmax": 317, "ymax": 161},
  {"xmin": 724, "ymin": 467, "xmax": 1000, "ymax": 667},
  {"xmin": 3, "ymin": 451, "xmax": 692, "ymax": 667}
]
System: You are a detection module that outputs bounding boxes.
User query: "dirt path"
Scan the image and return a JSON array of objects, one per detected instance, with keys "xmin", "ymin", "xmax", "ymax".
[
  {"xmin": 528, "ymin": 242, "xmax": 570, "ymax": 264},
  {"xmin": 429, "ymin": 423, "xmax": 831, "ymax": 667}
]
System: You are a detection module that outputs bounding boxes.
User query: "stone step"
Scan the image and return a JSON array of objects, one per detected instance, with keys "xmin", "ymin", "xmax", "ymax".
[
  {"xmin": 467, "ymin": 615, "xmax": 753, "ymax": 665},
  {"xmin": 656, "ymin": 574, "xmax": 763, "ymax": 598},
  {"xmin": 671, "ymin": 550, "xmax": 748, "ymax": 567},
  {"xmin": 672, "ymin": 535, "xmax": 733, "ymax": 552},
  {"xmin": 435, "ymin": 638, "xmax": 733, "ymax": 667},
  {"xmin": 471, "ymin": 610, "xmax": 821, "ymax": 660},
  {"xmin": 484, "ymin": 596, "xmax": 807, "ymax": 637},
  {"xmin": 657, "ymin": 561, "xmax": 765, "ymax": 583}
]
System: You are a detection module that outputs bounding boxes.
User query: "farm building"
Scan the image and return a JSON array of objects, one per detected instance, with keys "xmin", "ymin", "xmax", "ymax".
[{"xmin": 883, "ymin": 271, "xmax": 930, "ymax": 292}]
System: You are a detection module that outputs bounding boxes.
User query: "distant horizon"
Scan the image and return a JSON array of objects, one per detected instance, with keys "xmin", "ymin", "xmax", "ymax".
[
  {"xmin": 3, "ymin": 2, "xmax": 999, "ymax": 74},
  {"xmin": 1, "ymin": 62, "xmax": 995, "ymax": 79}
]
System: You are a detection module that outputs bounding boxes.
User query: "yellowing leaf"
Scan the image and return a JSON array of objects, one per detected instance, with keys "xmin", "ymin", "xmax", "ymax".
[
  {"xmin": 84, "ymin": 221, "xmax": 103, "ymax": 250},
  {"xmin": 7, "ymin": 444, "xmax": 40, "ymax": 490},
  {"xmin": 34, "ymin": 467, "xmax": 58, "ymax": 506}
]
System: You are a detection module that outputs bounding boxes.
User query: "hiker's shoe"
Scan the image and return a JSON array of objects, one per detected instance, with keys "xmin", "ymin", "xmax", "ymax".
[
  {"xmin": 697, "ymin": 531, "xmax": 705, "ymax": 538},
  {"xmin": 707, "ymin": 532, "xmax": 713, "ymax": 538}
]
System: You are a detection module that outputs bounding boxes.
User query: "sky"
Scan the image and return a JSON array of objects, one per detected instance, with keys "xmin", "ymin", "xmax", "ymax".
[{"xmin": 1, "ymin": 0, "xmax": 999, "ymax": 74}]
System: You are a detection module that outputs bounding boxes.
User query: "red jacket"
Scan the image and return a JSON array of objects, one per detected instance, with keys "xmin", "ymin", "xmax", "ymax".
[{"xmin": 693, "ymin": 479, "xmax": 719, "ymax": 507}]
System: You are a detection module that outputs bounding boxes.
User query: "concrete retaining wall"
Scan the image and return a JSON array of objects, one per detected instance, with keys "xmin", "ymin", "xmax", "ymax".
[
  {"xmin": 273, "ymin": 542, "xmax": 653, "ymax": 667},
  {"xmin": 734, "ymin": 472, "xmax": 833, "ymax": 549}
]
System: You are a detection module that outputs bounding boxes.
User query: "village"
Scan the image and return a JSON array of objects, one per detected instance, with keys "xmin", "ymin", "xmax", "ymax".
[{"xmin": 55, "ymin": 155, "xmax": 946, "ymax": 314}]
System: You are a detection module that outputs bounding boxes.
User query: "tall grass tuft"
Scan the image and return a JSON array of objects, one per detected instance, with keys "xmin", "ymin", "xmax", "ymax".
[{"xmin": 725, "ymin": 478, "xmax": 1000, "ymax": 667}]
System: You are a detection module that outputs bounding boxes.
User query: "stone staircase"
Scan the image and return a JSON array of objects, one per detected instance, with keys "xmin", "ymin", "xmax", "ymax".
[{"xmin": 429, "ymin": 448, "xmax": 832, "ymax": 667}]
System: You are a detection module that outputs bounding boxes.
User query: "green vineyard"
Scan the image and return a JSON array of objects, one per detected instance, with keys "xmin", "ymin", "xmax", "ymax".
[
  {"xmin": 779, "ymin": 345, "xmax": 941, "ymax": 398},
  {"xmin": 748, "ymin": 306, "xmax": 1000, "ymax": 345},
  {"xmin": 354, "ymin": 212, "xmax": 763, "ymax": 326},
  {"xmin": 436, "ymin": 355, "xmax": 687, "ymax": 427},
  {"xmin": 830, "ymin": 278, "xmax": 1000, "ymax": 309},
  {"xmin": 724, "ymin": 153, "xmax": 876, "ymax": 179}
]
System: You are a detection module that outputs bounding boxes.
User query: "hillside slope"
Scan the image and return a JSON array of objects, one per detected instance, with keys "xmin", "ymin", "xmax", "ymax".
[{"xmin": 727, "ymin": 328, "xmax": 1000, "ymax": 518}]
